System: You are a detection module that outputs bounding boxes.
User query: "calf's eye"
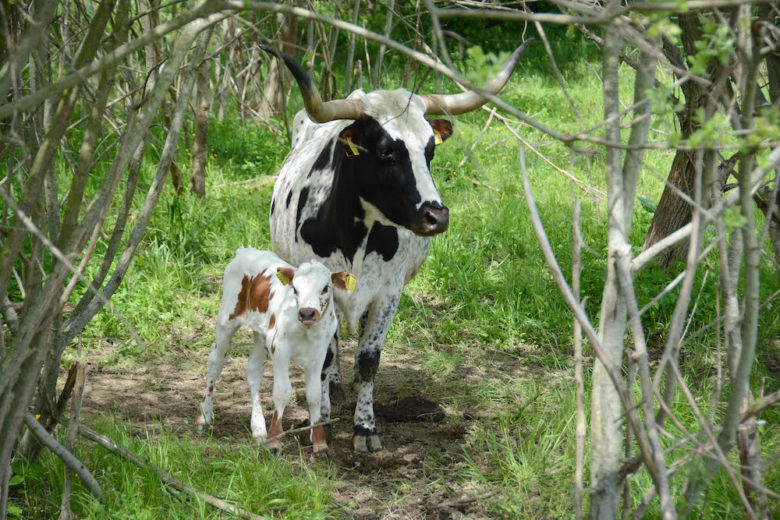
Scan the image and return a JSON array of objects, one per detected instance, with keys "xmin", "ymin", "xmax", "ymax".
[{"xmin": 321, "ymin": 286, "xmax": 329, "ymax": 295}]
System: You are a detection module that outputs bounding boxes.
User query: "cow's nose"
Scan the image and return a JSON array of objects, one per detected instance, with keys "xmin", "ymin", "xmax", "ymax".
[
  {"xmin": 298, "ymin": 308, "xmax": 319, "ymax": 325},
  {"xmin": 414, "ymin": 204, "xmax": 449, "ymax": 236}
]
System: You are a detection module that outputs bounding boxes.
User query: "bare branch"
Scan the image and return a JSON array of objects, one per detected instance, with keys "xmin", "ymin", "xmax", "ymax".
[{"xmin": 22, "ymin": 413, "xmax": 101, "ymax": 500}]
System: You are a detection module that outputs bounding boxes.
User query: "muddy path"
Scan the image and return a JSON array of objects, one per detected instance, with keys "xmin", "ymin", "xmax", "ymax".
[{"xmin": 81, "ymin": 330, "xmax": 518, "ymax": 519}]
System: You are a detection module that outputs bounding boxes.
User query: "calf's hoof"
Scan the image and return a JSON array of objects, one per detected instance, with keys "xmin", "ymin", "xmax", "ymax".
[
  {"xmin": 265, "ymin": 440, "xmax": 283, "ymax": 454},
  {"xmin": 196, "ymin": 414, "xmax": 210, "ymax": 434},
  {"xmin": 312, "ymin": 444, "xmax": 332, "ymax": 459},
  {"xmin": 353, "ymin": 433, "xmax": 382, "ymax": 453}
]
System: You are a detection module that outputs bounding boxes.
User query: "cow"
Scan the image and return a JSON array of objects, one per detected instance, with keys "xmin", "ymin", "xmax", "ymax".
[
  {"xmin": 197, "ymin": 247, "xmax": 355, "ymax": 455},
  {"xmin": 260, "ymin": 41, "xmax": 532, "ymax": 452}
]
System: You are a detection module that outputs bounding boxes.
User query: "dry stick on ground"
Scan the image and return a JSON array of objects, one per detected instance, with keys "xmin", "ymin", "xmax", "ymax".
[
  {"xmin": 22, "ymin": 413, "xmax": 102, "ymax": 500},
  {"xmin": 260, "ymin": 418, "xmax": 340, "ymax": 446},
  {"xmin": 78, "ymin": 425, "xmax": 265, "ymax": 520}
]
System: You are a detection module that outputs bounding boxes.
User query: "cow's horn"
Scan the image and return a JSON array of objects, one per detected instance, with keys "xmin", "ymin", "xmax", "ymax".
[
  {"xmin": 259, "ymin": 44, "xmax": 363, "ymax": 123},
  {"xmin": 422, "ymin": 39, "xmax": 533, "ymax": 116}
]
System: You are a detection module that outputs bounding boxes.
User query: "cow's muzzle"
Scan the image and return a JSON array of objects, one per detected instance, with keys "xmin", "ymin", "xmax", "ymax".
[
  {"xmin": 298, "ymin": 308, "xmax": 321, "ymax": 326},
  {"xmin": 410, "ymin": 202, "xmax": 449, "ymax": 236}
]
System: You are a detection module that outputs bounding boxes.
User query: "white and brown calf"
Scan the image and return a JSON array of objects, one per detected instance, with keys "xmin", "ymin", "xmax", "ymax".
[{"xmin": 197, "ymin": 247, "xmax": 354, "ymax": 454}]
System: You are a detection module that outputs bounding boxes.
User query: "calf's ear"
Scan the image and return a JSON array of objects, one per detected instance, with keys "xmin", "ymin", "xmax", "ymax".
[
  {"xmin": 276, "ymin": 267, "xmax": 295, "ymax": 286},
  {"xmin": 331, "ymin": 272, "xmax": 357, "ymax": 292}
]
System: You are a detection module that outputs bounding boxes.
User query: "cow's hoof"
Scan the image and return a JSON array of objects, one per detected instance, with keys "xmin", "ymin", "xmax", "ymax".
[
  {"xmin": 353, "ymin": 434, "xmax": 382, "ymax": 453},
  {"xmin": 329, "ymin": 381, "xmax": 345, "ymax": 406}
]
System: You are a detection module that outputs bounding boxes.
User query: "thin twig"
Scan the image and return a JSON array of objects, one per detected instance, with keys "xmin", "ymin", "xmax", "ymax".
[
  {"xmin": 459, "ymin": 107, "xmax": 496, "ymax": 167},
  {"xmin": 23, "ymin": 413, "xmax": 102, "ymax": 500},
  {"xmin": 78, "ymin": 425, "xmax": 264, "ymax": 520},
  {"xmin": 260, "ymin": 417, "xmax": 340, "ymax": 446}
]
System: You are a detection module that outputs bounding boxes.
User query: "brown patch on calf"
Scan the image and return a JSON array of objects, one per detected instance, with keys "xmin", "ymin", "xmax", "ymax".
[
  {"xmin": 269, "ymin": 411, "xmax": 283, "ymax": 438},
  {"xmin": 311, "ymin": 419, "xmax": 328, "ymax": 453},
  {"xmin": 229, "ymin": 270, "xmax": 272, "ymax": 320},
  {"xmin": 268, "ymin": 314, "xmax": 275, "ymax": 330}
]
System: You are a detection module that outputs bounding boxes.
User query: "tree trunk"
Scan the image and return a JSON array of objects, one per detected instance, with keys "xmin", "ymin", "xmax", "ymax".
[
  {"xmin": 641, "ymin": 150, "xmax": 695, "ymax": 267},
  {"xmin": 190, "ymin": 36, "xmax": 212, "ymax": 197}
]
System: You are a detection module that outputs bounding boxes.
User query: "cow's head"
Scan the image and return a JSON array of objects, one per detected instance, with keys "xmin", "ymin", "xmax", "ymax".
[
  {"xmin": 260, "ymin": 41, "xmax": 532, "ymax": 237},
  {"xmin": 277, "ymin": 262, "xmax": 355, "ymax": 327}
]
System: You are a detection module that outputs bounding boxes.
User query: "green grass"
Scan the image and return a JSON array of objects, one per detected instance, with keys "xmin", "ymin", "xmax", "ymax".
[{"xmin": 12, "ymin": 56, "xmax": 780, "ymax": 519}]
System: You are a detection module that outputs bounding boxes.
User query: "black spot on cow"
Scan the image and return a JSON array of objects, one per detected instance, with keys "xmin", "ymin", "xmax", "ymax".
[
  {"xmin": 296, "ymin": 186, "xmax": 309, "ymax": 229},
  {"xmin": 366, "ymin": 223, "xmax": 398, "ymax": 261},
  {"xmin": 354, "ymin": 424, "xmax": 378, "ymax": 436},
  {"xmin": 285, "ymin": 190, "xmax": 293, "ymax": 208},
  {"xmin": 357, "ymin": 349, "xmax": 380, "ymax": 382},
  {"xmin": 270, "ymin": 198, "xmax": 275, "ymax": 216},
  {"xmin": 424, "ymin": 136, "xmax": 435, "ymax": 169},
  {"xmin": 309, "ymin": 141, "xmax": 333, "ymax": 178},
  {"xmin": 320, "ymin": 345, "xmax": 335, "ymax": 381}
]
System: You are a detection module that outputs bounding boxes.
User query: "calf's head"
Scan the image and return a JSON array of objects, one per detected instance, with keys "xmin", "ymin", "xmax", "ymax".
[{"xmin": 277, "ymin": 262, "xmax": 355, "ymax": 326}]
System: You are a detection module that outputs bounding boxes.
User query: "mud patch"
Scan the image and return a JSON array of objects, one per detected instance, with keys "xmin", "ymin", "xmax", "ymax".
[{"xmin": 375, "ymin": 397, "xmax": 446, "ymax": 423}]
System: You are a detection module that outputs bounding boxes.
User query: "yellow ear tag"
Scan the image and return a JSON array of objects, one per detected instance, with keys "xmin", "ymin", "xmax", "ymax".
[
  {"xmin": 344, "ymin": 274, "xmax": 357, "ymax": 292},
  {"xmin": 433, "ymin": 130, "xmax": 443, "ymax": 146},
  {"xmin": 276, "ymin": 271, "xmax": 290, "ymax": 285},
  {"xmin": 345, "ymin": 136, "xmax": 360, "ymax": 157}
]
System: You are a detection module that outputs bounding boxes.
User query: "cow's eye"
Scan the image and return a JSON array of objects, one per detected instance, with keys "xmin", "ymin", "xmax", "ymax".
[
  {"xmin": 377, "ymin": 149, "xmax": 396, "ymax": 164},
  {"xmin": 321, "ymin": 286, "xmax": 329, "ymax": 295}
]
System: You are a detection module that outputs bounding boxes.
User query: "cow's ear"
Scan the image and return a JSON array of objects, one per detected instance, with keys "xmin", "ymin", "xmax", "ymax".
[
  {"xmin": 331, "ymin": 272, "xmax": 357, "ymax": 292},
  {"xmin": 276, "ymin": 267, "xmax": 295, "ymax": 286},
  {"xmin": 340, "ymin": 127, "xmax": 361, "ymax": 157},
  {"xmin": 428, "ymin": 119, "xmax": 453, "ymax": 144}
]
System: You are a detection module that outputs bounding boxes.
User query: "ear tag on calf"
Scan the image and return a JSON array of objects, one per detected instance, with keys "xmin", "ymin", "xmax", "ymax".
[
  {"xmin": 433, "ymin": 130, "xmax": 443, "ymax": 146},
  {"xmin": 345, "ymin": 136, "xmax": 360, "ymax": 157},
  {"xmin": 344, "ymin": 274, "xmax": 357, "ymax": 292},
  {"xmin": 276, "ymin": 271, "xmax": 290, "ymax": 285}
]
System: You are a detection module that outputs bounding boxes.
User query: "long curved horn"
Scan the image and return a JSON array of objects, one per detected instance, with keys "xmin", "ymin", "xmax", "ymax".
[
  {"xmin": 422, "ymin": 39, "xmax": 533, "ymax": 116},
  {"xmin": 259, "ymin": 44, "xmax": 363, "ymax": 123}
]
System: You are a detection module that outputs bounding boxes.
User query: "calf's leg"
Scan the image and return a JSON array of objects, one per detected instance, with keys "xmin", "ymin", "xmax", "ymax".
[
  {"xmin": 266, "ymin": 352, "xmax": 292, "ymax": 453},
  {"xmin": 198, "ymin": 319, "xmax": 241, "ymax": 431},
  {"xmin": 247, "ymin": 331, "xmax": 268, "ymax": 441},
  {"xmin": 305, "ymin": 353, "xmax": 329, "ymax": 455}
]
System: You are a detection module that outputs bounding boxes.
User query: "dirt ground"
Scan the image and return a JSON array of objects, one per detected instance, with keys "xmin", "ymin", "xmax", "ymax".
[{"xmin": 82, "ymin": 330, "xmax": 512, "ymax": 519}]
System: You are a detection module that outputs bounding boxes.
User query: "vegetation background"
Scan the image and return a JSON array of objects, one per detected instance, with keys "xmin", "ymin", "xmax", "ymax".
[{"xmin": 1, "ymin": 1, "xmax": 778, "ymax": 519}]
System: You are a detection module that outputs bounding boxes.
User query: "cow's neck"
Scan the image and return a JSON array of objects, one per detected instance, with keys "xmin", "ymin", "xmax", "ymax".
[{"xmin": 299, "ymin": 146, "xmax": 370, "ymax": 265}]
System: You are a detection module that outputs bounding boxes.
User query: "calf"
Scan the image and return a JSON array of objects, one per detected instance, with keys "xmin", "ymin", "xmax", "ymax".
[{"xmin": 197, "ymin": 247, "xmax": 354, "ymax": 454}]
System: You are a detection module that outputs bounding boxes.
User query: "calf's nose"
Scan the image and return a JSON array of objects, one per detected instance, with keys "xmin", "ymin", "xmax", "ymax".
[{"xmin": 298, "ymin": 308, "xmax": 319, "ymax": 325}]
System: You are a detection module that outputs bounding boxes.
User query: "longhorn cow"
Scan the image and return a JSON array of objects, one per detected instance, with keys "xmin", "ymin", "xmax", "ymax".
[{"xmin": 261, "ymin": 42, "xmax": 531, "ymax": 452}]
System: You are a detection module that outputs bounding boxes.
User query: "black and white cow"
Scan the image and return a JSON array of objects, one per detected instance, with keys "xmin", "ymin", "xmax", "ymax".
[{"xmin": 261, "ymin": 42, "xmax": 531, "ymax": 452}]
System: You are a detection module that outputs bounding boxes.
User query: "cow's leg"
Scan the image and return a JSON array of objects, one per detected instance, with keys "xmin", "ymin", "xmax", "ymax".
[
  {"xmin": 266, "ymin": 352, "xmax": 292, "ymax": 453},
  {"xmin": 198, "ymin": 319, "xmax": 240, "ymax": 432},
  {"xmin": 305, "ymin": 353, "xmax": 329, "ymax": 455},
  {"xmin": 247, "ymin": 331, "xmax": 268, "ymax": 442},
  {"xmin": 352, "ymin": 294, "xmax": 400, "ymax": 453}
]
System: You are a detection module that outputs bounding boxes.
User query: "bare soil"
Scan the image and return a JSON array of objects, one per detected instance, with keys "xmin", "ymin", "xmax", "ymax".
[{"xmin": 81, "ymin": 329, "xmax": 517, "ymax": 519}]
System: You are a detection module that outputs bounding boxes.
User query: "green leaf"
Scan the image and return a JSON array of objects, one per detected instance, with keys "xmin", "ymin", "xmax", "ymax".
[{"xmin": 638, "ymin": 196, "xmax": 657, "ymax": 214}]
